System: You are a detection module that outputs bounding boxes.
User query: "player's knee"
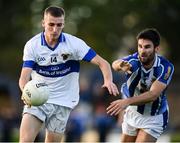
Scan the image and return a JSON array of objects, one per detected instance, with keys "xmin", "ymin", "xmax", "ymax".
[
  {"xmin": 19, "ymin": 133, "xmax": 35, "ymax": 142},
  {"xmin": 45, "ymin": 131, "xmax": 63, "ymax": 142}
]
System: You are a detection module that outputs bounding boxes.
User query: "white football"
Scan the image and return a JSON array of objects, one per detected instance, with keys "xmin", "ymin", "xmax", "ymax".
[{"xmin": 22, "ymin": 80, "xmax": 49, "ymax": 106}]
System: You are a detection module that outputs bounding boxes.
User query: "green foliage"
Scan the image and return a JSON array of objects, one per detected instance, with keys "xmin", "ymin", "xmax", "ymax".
[{"xmin": 0, "ymin": 0, "xmax": 33, "ymax": 77}]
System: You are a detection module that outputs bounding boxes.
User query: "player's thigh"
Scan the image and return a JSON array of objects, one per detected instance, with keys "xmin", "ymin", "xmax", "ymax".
[
  {"xmin": 121, "ymin": 121, "xmax": 137, "ymax": 142},
  {"xmin": 20, "ymin": 113, "xmax": 43, "ymax": 142},
  {"xmin": 136, "ymin": 129, "xmax": 157, "ymax": 142},
  {"xmin": 121, "ymin": 133, "xmax": 137, "ymax": 142},
  {"xmin": 45, "ymin": 130, "xmax": 63, "ymax": 142},
  {"xmin": 45, "ymin": 105, "xmax": 71, "ymax": 133}
]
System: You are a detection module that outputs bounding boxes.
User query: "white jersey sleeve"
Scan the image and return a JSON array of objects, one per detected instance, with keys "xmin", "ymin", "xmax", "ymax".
[
  {"xmin": 75, "ymin": 38, "xmax": 96, "ymax": 62},
  {"xmin": 23, "ymin": 41, "xmax": 36, "ymax": 62},
  {"xmin": 63, "ymin": 33, "xmax": 96, "ymax": 62}
]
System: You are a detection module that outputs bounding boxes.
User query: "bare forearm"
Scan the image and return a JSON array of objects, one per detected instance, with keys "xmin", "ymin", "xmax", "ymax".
[
  {"xmin": 126, "ymin": 91, "xmax": 158, "ymax": 106},
  {"xmin": 90, "ymin": 55, "xmax": 119, "ymax": 96},
  {"xmin": 19, "ymin": 77, "xmax": 30, "ymax": 92},
  {"xmin": 91, "ymin": 55, "xmax": 113, "ymax": 82},
  {"xmin": 19, "ymin": 68, "xmax": 32, "ymax": 92},
  {"xmin": 99, "ymin": 59, "xmax": 113, "ymax": 82},
  {"xmin": 126, "ymin": 80, "xmax": 167, "ymax": 106}
]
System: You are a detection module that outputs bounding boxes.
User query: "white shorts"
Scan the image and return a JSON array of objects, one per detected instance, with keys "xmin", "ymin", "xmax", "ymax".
[
  {"xmin": 122, "ymin": 108, "xmax": 168, "ymax": 139},
  {"xmin": 23, "ymin": 103, "xmax": 72, "ymax": 133}
]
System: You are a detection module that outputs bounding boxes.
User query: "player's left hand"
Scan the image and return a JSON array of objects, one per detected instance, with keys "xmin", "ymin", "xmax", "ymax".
[
  {"xmin": 106, "ymin": 99, "xmax": 128, "ymax": 116},
  {"xmin": 102, "ymin": 82, "xmax": 119, "ymax": 96}
]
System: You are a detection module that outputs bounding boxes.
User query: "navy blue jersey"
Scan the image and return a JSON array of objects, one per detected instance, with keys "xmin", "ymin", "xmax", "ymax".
[{"xmin": 121, "ymin": 52, "xmax": 174, "ymax": 116}]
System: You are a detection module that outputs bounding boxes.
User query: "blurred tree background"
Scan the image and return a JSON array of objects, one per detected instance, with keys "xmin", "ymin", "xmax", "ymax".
[
  {"xmin": 0, "ymin": 0, "xmax": 180, "ymax": 142},
  {"xmin": 0, "ymin": 0, "xmax": 180, "ymax": 77}
]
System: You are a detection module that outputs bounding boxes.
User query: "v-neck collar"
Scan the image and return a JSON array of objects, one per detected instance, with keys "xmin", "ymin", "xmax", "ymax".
[{"xmin": 41, "ymin": 32, "xmax": 66, "ymax": 51}]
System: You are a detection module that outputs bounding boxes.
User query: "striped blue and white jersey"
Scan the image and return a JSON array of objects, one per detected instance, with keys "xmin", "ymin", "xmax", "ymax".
[
  {"xmin": 22, "ymin": 32, "xmax": 96, "ymax": 109},
  {"xmin": 121, "ymin": 52, "xmax": 174, "ymax": 116}
]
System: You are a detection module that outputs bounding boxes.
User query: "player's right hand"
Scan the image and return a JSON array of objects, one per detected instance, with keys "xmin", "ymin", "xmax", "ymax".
[
  {"xmin": 106, "ymin": 99, "xmax": 128, "ymax": 116},
  {"xmin": 119, "ymin": 61, "xmax": 132, "ymax": 74},
  {"xmin": 21, "ymin": 94, "xmax": 31, "ymax": 108},
  {"xmin": 102, "ymin": 81, "xmax": 119, "ymax": 96}
]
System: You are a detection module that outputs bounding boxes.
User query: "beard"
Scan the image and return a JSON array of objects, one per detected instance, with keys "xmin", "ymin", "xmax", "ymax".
[{"xmin": 139, "ymin": 52, "xmax": 156, "ymax": 66}]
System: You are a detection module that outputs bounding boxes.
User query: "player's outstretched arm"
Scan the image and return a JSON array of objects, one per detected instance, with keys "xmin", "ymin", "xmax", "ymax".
[
  {"xmin": 112, "ymin": 59, "xmax": 132, "ymax": 74},
  {"xmin": 106, "ymin": 80, "xmax": 167, "ymax": 116},
  {"xmin": 90, "ymin": 54, "xmax": 119, "ymax": 96}
]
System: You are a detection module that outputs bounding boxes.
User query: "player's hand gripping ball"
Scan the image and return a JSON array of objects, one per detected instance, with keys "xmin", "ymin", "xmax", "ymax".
[{"xmin": 22, "ymin": 80, "xmax": 49, "ymax": 107}]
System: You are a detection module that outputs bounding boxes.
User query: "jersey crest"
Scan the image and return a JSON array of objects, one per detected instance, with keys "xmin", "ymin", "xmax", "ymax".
[{"xmin": 61, "ymin": 53, "xmax": 70, "ymax": 60}]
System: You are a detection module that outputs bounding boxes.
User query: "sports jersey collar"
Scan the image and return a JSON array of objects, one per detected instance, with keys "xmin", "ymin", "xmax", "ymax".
[{"xmin": 41, "ymin": 32, "xmax": 66, "ymax": 50}]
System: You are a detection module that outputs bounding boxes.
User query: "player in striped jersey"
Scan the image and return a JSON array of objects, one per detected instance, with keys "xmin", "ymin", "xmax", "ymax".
[
  {"xmin": 107, "ymin": 28, "xmax": 174, "ymax": 142},
  {"xmin": 19, "ymin": 6, "xmax": 119, "ymax": 142}
]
